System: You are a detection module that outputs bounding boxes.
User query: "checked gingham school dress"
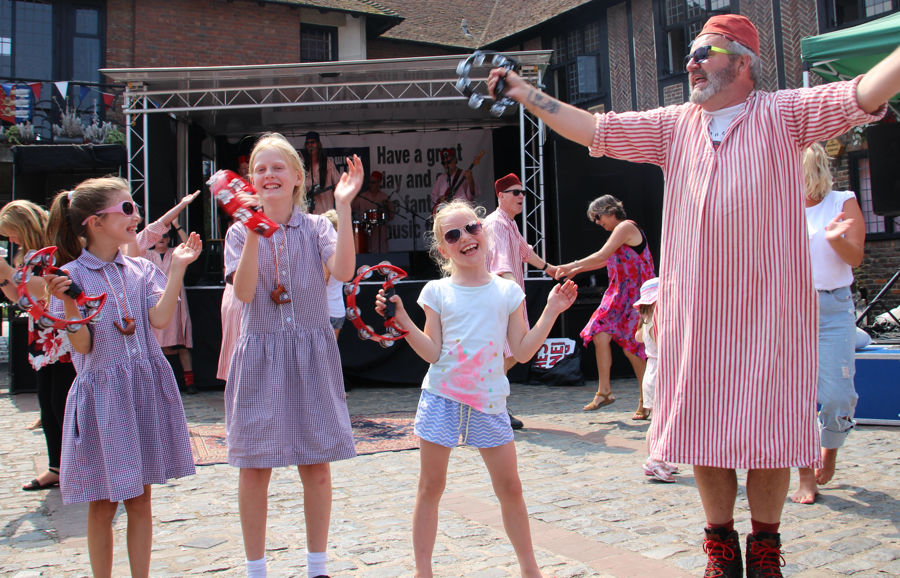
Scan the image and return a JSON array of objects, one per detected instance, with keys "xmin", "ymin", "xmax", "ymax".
[
  {"xmin": 50, "ymin": 250, "xmax": 195, "ymax": 504},
  {"xmin": 223, "ymin": 207, "xmax": 356, "ymax": 468}
]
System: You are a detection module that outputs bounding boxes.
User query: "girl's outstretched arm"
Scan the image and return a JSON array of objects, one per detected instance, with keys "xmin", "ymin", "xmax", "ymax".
[
  {"xmin": 125, "ymin": 190, "xmax": 201, "ymax": 257},
  {"xmin": 376, "ymin": 289, "xmax": 443, "ymax": 364},
  {"xmin": 507, "ymin": 280, "xmax": 578, "ymax": 363},
  {"xmin": 326, "ymin": 155, "xmax": 364, "ymax": 282},
  {"xmin": 149, "ymin": 232, "xmax": 202, "ymax": 328},
  {"xmin": 45, "ymin": 273, "xmax": 92, "ymax": 354}
]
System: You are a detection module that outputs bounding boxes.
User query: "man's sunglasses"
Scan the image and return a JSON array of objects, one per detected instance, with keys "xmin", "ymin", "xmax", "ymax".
[
  {"xmin": 81, "ymin": 200, "xmax": 142, "ymax": 226},
  {"xmin": 443, "ymin": 222, "xmax": 482, "ymax": 244},
  {"xmin": 502, "ymin": 189, "xmax": 524, "ymax": 196},
  {"xmin": 683, "ymin": 45, "xmax": 735, "ymax": 67}
]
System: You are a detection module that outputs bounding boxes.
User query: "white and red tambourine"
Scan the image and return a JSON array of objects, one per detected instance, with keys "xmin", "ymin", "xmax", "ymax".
[
  {"xmin": 15, "ymin": 246, "xmax": 107, "ymax": 333},
  {"xmin": 207, "ymin": 169, "xmax": 280, "ymax": 238},
  {"xmin": 344, "ymin": 262, "xmax": 409, "ymax": 348}
]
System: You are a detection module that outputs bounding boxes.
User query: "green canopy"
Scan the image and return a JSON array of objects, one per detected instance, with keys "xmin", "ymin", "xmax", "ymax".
[{"xmin": 801, "ymin": 11, "xmax": 900, "ymax": 105}]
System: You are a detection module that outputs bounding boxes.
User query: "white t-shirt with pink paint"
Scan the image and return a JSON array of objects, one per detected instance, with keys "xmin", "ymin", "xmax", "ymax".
[{"xmin": 417, "ymin": 276, "xmax": 524, "ymax": 414}]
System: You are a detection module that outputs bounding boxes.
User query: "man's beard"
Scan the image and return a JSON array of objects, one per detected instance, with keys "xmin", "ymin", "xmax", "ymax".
[{"xmin": 689, "ymin": 61, "xmax": 738, "ymax": 104}]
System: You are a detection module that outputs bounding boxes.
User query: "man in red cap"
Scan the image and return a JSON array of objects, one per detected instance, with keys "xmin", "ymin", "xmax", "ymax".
[
  {"xmin": 430, "ymin": 147, "xmax": 480, "ymax": 210},
  {"xmin": 488, "ymin": 12, "xmax": 900, "ymax": 578},
  {"xmin": 483, "ymin": 173, "xmax": 558, "ymax": 429},
  {"xmin": 351, "ymin": 170, "xmax": 394, "ymax": 253}
]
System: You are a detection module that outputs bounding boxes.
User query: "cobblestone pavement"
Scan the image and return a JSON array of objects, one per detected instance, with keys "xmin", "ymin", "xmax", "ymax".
[{"xmin": 1, "ymin": 369, "xmax": 897, "ymax": 577}]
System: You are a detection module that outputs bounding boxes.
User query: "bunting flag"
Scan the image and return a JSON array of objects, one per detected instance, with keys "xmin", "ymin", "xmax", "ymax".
[
  {"xmin": 79, "ymin": 85, "xmax": 91, "ymax": 101},
  {"xmin": 54, "ymin": 81, "xmax": 69, "ymax": 99},
  {"xmin": 102, "ymin": 92, "xmax": 115, "ymax": 110},
  {"xmin": 0, "ymin": 85, "xmax": 15, "ymax": 123},
  {"xmin": 29, "ymin": 82, "xmax": 41, "ymax": 101},
  {"xmin": 0, "ymin": 83, "xmax": 36, "ymax": 123}
]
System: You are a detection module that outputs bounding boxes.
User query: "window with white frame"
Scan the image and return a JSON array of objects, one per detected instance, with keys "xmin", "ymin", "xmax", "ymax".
[{"xmin": 300, "ymin": 24, "xmax": 337, "ymax": 63}]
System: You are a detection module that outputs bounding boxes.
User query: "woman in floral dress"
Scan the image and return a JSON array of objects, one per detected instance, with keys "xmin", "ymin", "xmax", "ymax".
[{"xmin": 555, "ymin": 195, "xmax": 655, "ymax": 419}]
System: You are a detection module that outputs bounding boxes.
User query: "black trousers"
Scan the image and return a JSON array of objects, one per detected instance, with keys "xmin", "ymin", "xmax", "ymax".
[{"xmin": 35, "ymin": 362, "xmax": 76, "ymax": 470}]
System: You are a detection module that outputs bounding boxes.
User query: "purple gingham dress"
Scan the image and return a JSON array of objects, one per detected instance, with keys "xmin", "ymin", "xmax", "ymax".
[
  {"xmin": 49, "ymin": 250, "xmax": 195, "ymax": 504},
  {"xmin": 223, "ymin": 207, "xmax": 356, "ymax": 468}
]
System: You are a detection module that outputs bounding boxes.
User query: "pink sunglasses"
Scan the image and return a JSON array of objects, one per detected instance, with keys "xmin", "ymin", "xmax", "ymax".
[{"xmin": 81, "ymin": 200, "xmax": 142, "ymax": 226}]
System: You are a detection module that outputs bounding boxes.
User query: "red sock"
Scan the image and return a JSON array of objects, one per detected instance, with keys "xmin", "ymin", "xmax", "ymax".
[
  {"xmin": 707, "ymin": 519, "xmax": 734, "ymax": 532},
  {"xmin": 750, "ymin": 519, "xmax": 780, "ymax": 535},
  {"xmin": 183, "ymin": 371, "xmax": 194, "ymax": 387}
]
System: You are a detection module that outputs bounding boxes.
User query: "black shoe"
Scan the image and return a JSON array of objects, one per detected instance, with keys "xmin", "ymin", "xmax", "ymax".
[
  {"xmin": 182, "ymin": 385, "xmax": 199, "ymax": 395},
  {"xmin": 746, "ymin": 532, "xmax": 784, "ymax": 577},
  {"xmin": 703, "ymin": 527, "xmax": 743, "ymax": 577},
  {"xmin": 508, "ymin": 411, "xmax": 524, "ymax": 430}
]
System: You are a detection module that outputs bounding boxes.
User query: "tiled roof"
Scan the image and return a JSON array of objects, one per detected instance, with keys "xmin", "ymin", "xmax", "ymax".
[
  {"xmin": 263, "ymin": 0, "xmax": 399, "ymax": 17},
  {"xmin": 375, "ymin": 0, "xmax": 595, "ymax": 48}
]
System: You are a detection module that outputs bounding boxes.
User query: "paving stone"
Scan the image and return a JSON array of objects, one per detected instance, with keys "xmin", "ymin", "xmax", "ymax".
[{"xmin": 1, "ymin": 378, "xmax": 897, "ymax": 576}]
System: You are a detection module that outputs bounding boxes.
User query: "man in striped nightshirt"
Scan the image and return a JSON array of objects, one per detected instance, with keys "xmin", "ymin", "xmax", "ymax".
[{"xmin": 488, "ymin": 13, "xmax": 900, "ymax": 578}]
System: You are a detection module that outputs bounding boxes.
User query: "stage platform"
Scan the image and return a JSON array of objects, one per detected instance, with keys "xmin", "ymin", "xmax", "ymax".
[{"xmin": 855, "ymin": 344, "xmax": 900, "ymax": 426}]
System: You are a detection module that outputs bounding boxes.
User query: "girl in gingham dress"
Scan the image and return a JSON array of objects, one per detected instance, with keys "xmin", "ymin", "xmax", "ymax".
[
  {"xmin": 375, "ymin": 201, "xmax": 577, "ymax": 577},
  {"xmin": 224, "ymin": 133, "xmax": 362, "ymax": 578},
  {"xmin": 45, "ymin": 177, "xmax": 201, "ymax": 578}
]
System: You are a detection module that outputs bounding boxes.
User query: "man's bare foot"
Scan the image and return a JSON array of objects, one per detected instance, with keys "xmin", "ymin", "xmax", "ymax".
[
  {"xmin": 815, "ymin": 448, "xmax": 838, "ymax": 485},
  {"xmin": 791, "ymin": 467, "xmax": 818, "ymax": 504},
  {"xmin": 27, "ymin": 418, "xmax": 42, "ymax": 430}
]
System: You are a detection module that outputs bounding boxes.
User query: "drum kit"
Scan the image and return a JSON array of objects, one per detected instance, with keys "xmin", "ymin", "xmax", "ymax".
[{"xmin": 352, "ymin": 208, "xmax": 389, "ymax": 254}]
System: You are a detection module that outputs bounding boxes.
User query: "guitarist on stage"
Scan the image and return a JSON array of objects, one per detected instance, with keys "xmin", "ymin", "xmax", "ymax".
[
  {"xmin": 301, "ymin": 131, "xmax": 341, "ymax": 214},
  {"xmin": 430, "ymin": 147, "xmax": 481, "ymax": 209}
]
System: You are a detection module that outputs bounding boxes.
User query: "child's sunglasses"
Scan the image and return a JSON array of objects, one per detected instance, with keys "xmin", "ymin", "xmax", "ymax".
[
  {"xmin": 443, "ymin": 222, "xmax": 482, "ymax": 244},
  {"xmin": 81, "ymin": 200, "xmax": 142, "ymax": 226}
]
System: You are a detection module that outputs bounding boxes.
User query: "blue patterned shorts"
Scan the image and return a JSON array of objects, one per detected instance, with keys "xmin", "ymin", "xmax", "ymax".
[{"xmin": 414, "ymin": 390, "xmax": 513, "ymax": 448}]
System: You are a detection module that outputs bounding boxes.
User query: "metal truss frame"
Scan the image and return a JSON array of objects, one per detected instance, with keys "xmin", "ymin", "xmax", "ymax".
[{"xmin": 116, "ymin": 54, "xmax": 552, "ymax": 268}]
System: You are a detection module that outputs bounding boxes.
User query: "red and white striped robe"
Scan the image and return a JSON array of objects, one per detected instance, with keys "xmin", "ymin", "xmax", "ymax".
[{"xmin": 588, "ymin": 77, "xmax": 883, "ymax": 468}]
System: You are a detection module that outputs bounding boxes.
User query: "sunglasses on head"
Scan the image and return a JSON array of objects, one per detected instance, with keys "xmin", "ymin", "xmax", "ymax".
[
  {"xmin": 443, "ymin": 221, "xmax": 482, "ymax": 244},
  {"xmin": 81, "ymin": 200, "xmax": 142, "ymax": 226},
  {"xmin": 502, "ymin": 188, "xmax": 524, "ymax": 196},
  {"xmin": 683, "ymin": 45, "xmax": 735, "ymax": 67}
]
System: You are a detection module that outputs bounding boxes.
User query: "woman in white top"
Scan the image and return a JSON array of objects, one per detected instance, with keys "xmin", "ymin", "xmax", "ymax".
[{"xmin": 791, "ymin": 143, "xmax": 865, "ymax": 505}]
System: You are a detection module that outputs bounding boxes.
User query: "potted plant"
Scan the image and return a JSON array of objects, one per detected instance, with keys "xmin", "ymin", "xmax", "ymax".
[
  {"xmin": 4, "ymin": 123, "xmax": 36, "ymax": 145},
  {"xmin": 52, "ymin": 107, "xmax": 85, "ymax": 144}
]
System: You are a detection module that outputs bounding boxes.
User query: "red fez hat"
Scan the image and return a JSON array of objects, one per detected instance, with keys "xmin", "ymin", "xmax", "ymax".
[
  {"xmin": 699, "ymin": 14, "xmax": 759, "ymax": 56},
  {"xmin": 237, "ymin": 155, "xmax": 249, "ymax": 164},
  {"xmin": 440, "ymin": 148, "xmax": 457, "ymax": 162},
  {"xmin": 494, "ymin": 173, "xmax": 522, "ymax": 195},
  {"xmin": 370, "ymin": 170, "xmax": 383, "ymax": 182}
]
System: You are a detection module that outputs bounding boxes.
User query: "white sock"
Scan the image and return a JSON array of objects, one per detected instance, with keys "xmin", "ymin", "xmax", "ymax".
[
  {"xmin": 246, "ymin": 556, "xmax": 267, "ymax": 577},
  {"xmin": 307, "ymin": 551, "xmax": 327, "ymax": 577}
]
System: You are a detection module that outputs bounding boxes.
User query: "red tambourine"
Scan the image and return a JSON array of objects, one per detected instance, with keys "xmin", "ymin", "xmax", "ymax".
[
  {"xmin": 14, "ymin": 246, "xmax": 107, "ymax": 333},
  {"xmin": 207, "ymin": 169, "xmax": 280, "ymax": 238},
  {"xmin": 344, "ymin": 262, "xmax": 409, "ymax": 348}
]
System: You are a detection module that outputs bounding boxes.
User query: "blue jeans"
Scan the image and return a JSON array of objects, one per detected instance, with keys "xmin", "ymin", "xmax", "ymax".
[{"xmin": 817, "ymin": 287, "xmax": 858, "ymax": 449}]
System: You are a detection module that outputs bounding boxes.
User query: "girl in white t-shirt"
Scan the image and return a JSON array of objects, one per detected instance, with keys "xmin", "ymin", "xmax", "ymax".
[
  {"xmin": 321, "ymin": 210, "xmax": 346, "ymax": 339},
  {"xmin": 376, "ymin": 200, "xmax": 577, "ymax": 578}
]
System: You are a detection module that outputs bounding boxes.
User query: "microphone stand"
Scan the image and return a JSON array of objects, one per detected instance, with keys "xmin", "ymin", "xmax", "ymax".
[{"xmin": 378, "ymin": 190, "xmax": 429, "ymax": 253}]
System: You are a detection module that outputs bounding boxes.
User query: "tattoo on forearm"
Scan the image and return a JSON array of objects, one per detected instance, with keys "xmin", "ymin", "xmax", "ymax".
[{"xmin": 527, "ymin": 88, "xmax": 560, "ymax": 114}]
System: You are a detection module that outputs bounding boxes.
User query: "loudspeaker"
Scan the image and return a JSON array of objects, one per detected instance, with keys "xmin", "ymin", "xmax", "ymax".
[
  {"xmin": 867, "ymin": 123, "xmax": 900, "ymax": 217},
  {"xmin": 9, "ymin": 315, "xmax": 37, "ymax": 393}
]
